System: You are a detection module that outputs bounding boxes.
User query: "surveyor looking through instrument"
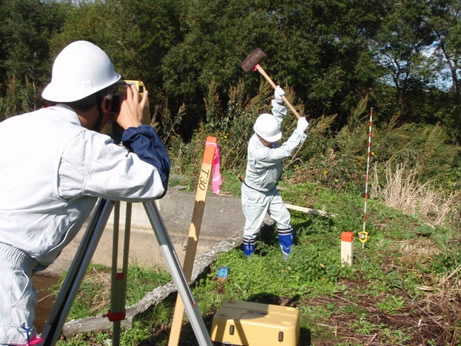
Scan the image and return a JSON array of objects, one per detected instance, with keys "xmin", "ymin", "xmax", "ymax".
[
  {"xmin": 0, "ymin": 40, "xmax": 170, "ymax": 345},
  {"xmin": 241, "ymin": 86, "xmax": 308, "ymax": 259}
]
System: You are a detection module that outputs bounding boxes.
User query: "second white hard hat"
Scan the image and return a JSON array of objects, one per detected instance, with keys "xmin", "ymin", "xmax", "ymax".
[
  {"xmin": 253, "ymin": 113, "xmax": 282, "ymax": 142},
  {"xmin": 42, "ymin": 40, "xmax": 121, "ymax": 102}
]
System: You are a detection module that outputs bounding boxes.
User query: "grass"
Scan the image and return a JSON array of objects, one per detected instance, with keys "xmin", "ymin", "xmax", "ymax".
[
  {"xmin": 51, "ymin": 264, "xmax": 171, "ymax": 323},
  {"xmin": 50, "ymin": 172, "xmax": 460, "ymax": 345}
]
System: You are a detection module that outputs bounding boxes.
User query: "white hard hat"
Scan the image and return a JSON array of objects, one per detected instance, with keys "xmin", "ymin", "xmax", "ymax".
[
  {"xmin": 42, "ymin": 40, "xmax": 121, "ymax": 102},
  {"xmin": 253, "ymin": 113, "xmax": 282, "ymax": 142}
]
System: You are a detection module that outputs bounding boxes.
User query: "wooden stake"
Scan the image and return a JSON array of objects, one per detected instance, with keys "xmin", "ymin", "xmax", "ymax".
[{"xmin": 168, "ymin": 136, "xmax": 217, "ymax": 346}]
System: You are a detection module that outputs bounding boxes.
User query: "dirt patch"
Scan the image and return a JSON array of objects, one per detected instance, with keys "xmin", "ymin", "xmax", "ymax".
[
  {"xmin": 32, "ymin": 274, "xmax": 59, "ymax": 334},
  {"xmin": 303, "ymin": 279, "xmax": 460, "ymax": 345}
]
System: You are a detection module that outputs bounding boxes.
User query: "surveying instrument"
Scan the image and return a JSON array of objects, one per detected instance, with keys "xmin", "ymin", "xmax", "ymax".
[{"xmin": 40, "ymin": 81, "xmax": 213, "ymax": 346}]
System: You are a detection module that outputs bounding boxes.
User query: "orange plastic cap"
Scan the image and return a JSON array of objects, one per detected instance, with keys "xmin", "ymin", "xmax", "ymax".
[{"xmin": 341, "ymin": 232, "xmax": 354, "ymax": 242}]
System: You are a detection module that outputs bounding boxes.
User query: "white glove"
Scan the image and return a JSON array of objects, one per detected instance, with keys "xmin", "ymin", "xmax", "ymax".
[
  {"xmin": 296, "ymin": 117, "xmax": 309, "ymax": 133},
  {"xmin": 274, "ymin": 85, "xmax": 285, "ymax": 103}
]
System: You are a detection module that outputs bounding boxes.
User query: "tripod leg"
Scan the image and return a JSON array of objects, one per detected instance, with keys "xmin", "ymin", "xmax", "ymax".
[
  {"xmin": 109, "ymin": 202, "xmax": 132, "ymax": 346},
  {"xmin": 143, "ymin": 200, "xmax": 212, "ymax": 346},
  {"xmin": 41, "ymin": 199, "xmax": 115, "ymax": 345},
  {"xmin": 121, "ymin": 202, "xmax": 131, "ymax": 303},
  {"xmin": 111, "ymin": 201, "xmax": 122, "ymax": 346}
]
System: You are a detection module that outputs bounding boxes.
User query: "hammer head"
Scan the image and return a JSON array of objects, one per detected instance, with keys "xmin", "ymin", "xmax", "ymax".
[{"xmin": 241, "ymin": 48, "xmax": 267, "ymax": 73}]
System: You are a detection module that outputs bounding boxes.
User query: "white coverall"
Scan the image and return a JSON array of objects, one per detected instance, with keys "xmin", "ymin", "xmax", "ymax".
[
  {"xmin": 0, "ymin": 104, "xmax": 169, "ymax": 345},
  {"xmin": 241, "ymin": 99, "xmax": 306, "ymax": 256}
]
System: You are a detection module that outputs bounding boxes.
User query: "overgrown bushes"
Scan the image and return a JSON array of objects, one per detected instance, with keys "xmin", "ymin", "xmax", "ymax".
[{"xmin": 167, "ymin": 78, "xmax": 460, "ymax": 231}]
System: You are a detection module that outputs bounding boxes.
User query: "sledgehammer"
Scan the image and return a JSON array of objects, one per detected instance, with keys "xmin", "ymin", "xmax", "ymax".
[{"xmin": 241, "ymin": 48, "xmax": 301, "ymax": 118}]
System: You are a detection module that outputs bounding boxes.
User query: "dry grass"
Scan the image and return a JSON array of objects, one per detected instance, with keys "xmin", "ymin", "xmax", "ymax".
[
  {"xmin": 397, "ymin": 238, "xmax": 441, "ymax": 266},
  {"xmin": 371, "ymin": 163, "xmax": 460, "ymax": 229},
  {"xmin": 80, "ymin": 267, "xmax": 111, "ymax": 314}
]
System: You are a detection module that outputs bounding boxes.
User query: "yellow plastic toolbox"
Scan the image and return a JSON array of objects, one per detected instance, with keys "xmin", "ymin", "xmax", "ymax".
[{"xmin": 210, "ymin": 300, "xmax": 300, "ymax": 346}]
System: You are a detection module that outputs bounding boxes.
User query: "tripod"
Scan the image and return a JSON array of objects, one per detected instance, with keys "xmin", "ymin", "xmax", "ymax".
[{"xmin": 40, "ymin": 198, "xmax": 212, "ymax": 346}]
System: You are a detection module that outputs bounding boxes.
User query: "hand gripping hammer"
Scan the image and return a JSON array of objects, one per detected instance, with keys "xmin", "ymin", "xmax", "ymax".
[{"xmin": 241, "ymin": 48, "xmax": 301, "ymax": 118}]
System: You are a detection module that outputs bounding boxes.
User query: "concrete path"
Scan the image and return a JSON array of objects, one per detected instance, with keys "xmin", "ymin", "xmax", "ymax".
[{"xmin": 41, "ymin": 189, "xmax": 244, "ymax": 276}]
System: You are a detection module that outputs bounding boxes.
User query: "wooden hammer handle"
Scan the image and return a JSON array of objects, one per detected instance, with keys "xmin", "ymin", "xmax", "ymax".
[{"xmin": 255, "ymin": 64, "xmax": 301, "ymax": 119}]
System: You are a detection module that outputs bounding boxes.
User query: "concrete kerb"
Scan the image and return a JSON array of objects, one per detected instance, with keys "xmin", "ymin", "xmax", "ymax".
[{"xmin": 41, "ymin": 189, "xmax": 245, "ymax": 275}]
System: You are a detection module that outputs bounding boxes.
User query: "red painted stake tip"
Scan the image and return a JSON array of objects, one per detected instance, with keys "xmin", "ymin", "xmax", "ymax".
[{"xmin": 341, "ymin": 232, "xmax": 354, "ymax": 242}]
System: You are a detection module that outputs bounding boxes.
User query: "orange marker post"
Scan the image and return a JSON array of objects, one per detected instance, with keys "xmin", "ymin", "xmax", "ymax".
[
  {"xmin": 168, "ymin": 136, "xmax": 218, "ymax": 346},
  {"xmin": 341, "ymin": 232, "xmax": 354, "ymax": 266}
]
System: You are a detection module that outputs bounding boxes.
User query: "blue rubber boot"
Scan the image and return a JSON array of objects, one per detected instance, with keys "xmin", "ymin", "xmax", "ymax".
[
  {"xmin": 278, "ymin": 229, "xmax": 294, "ymax": 259},
  {"xmin": 243, "ymin": 237, "xmax": 255, "ymax": 257}
]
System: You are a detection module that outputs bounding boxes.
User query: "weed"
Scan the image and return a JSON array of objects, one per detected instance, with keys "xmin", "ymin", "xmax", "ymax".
[
  {"xmin": 381, "ymin": 326, "xmax": 413, "ymax": 344},
  {"xmin": 376, "ymin": 295, "xmax": 406, "ymax": 314},
  {"xmin": 342, "ymin": 304, "xmax": 366, "ymax": 315},
  {"xmin": 350, "ymin": 313, "xmax": 383, "ymax": 334}
]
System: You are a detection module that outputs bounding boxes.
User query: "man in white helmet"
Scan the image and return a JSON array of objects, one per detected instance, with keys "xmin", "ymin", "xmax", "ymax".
[
  {"xmin": 0, "ymin": 40, "xmax": 170, "ymax": 345},
  {"xmin": 242, "ymin": 86, "xmax": 308, "ymax": 258}
]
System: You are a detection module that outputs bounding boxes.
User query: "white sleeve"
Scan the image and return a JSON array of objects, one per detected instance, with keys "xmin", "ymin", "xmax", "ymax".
[
  {"xmin": 250, "ymin": 130, "xmax": 306, "ymax": 167},
  {"xmin": 58, "ymin": 130, "xmax": 165, "ymax": 201},
  {"xmin": 271, "ymin": 99, "xmax": 287, "ymax": 125}
]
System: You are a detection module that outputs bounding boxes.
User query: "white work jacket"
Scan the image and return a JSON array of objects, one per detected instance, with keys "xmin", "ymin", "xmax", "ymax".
[
  {"xmin": 244, "ymin": 100, "xmax": 306, "ymax": 192},
  {"xmin": 0, "ymin": 104, "xmax": 165, "ymax": 266}
]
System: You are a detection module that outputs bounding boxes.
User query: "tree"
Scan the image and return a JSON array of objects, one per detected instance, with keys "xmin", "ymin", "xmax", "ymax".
[
  {"xmin": 369, "ymin": 0, "xmax": 436, "ymax": 122},
  {"xmin": 6, "ymin": 0, "xmax": 453, "ymax": 142},
  {"xmin": 49, "ymin": 0, "xmax": 182, "ymax": 119},
  {"xmin": 0, "ymin": 0, "xmax": 69, "ymax": 114},
  {"xmin": 424, "ymin": 0, "xmax": 461, "ymax": 95},
  {"xmin": 161, "ymin": 0, "xmax": 386, "ymax": 130}
]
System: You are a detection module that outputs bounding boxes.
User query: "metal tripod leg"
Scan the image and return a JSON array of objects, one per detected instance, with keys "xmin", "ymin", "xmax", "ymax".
[
  {"xmin": 41, "ymin": 198, "xmax": 212, "ymax": 345},
  {"xmin": 108, "ymin": 201, "xmax": 132, "ymax": 346},
  {"xmin": 41, "ymin": 198, "xmax": 115, "ymax": 345},
  {"xmin": 143, "ymin": 200, "xmax": 212, "ymax": 346}
]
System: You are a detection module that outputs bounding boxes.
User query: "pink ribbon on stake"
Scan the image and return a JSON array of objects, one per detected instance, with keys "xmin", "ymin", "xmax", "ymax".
[{"xmin": 211, "ymin": 143, "xmax": 222, "ymax": 194}]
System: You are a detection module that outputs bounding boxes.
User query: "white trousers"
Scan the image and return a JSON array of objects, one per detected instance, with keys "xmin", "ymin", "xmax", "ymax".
[
  {"xmin": 0, "ymin": 244, "xmax": 38, "ymax": 345},
  {"xmin": 241, "ymin": 183, "xmax": 291, "ymax": 240}
]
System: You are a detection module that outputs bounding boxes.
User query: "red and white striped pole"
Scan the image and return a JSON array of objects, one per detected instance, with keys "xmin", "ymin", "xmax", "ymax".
[{"xmin": 359, "ymin": 108, "xmax": 373, "ymax": 248}]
